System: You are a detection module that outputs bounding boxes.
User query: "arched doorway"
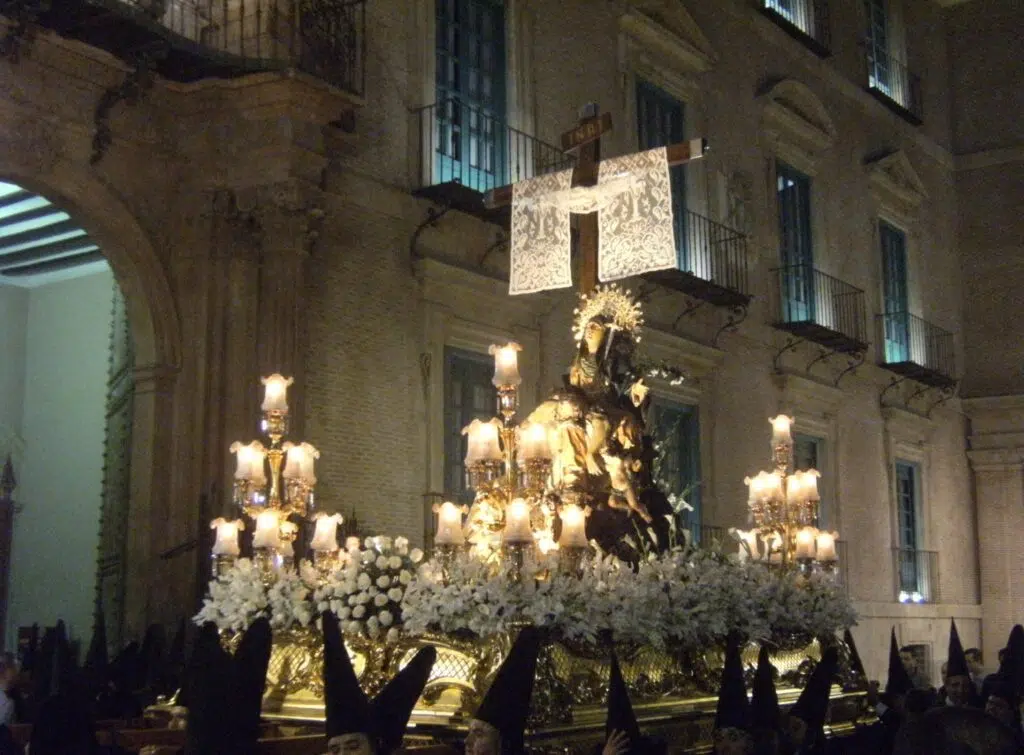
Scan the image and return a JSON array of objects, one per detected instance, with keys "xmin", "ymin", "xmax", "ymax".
[{"xmin": 0, "ymin": 159, "xmax": 181, "ymax": 653}]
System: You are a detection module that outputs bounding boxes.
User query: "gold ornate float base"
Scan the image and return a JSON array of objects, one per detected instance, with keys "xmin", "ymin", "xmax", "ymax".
[{"xmin": 251, "ymin": 630, "xmax": 871, "ymax": 753}]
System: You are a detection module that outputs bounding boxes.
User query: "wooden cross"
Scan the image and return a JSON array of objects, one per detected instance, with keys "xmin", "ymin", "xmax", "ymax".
[{"xmin": 483, "ymin": 104, "xmax": 708, "ymax": 295}]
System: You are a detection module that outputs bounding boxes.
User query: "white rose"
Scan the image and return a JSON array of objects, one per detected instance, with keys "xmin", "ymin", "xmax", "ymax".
[
  {"xmin": 339, "ymin": 607, "xmax": 352, "ymax": 620},
  {"xmin": 360, "ymin": 550, "xmax": 374, "ymax": 564},
  {"xmin": 347, "ymin": 595, "xmax": 358, "ymax": 606},
  {"xmin": 347, "ymin": 621, "xmax": 362, "ymax": 634},
  {"xmin": 395, "ymin": 536, "xmax": 409, "ymax": 553},
  {"xmin": 410, "ymin": 548, "xmax": 424, "ymax": 563},
  {"xmin": 389, "ymin": 556, "xmax": 402, "ymax": 570},
  {"xmin": 386, "ymin": 627, "xmax": 400, "ymax": 643},
  {"xmin": 388, "ymin": 587, "xmax": 403, "ymax": 602},
  {"xmin": 364, "ymin": 537, "xmax": 375, "ymax": 549},
  {"xmin": 376, "ymin": 575, "xmax": 390, "ymax": 589},
  {"xmin": 357, "ymin": 573, "xmax": 371, "ymax": 590},
  {"xmin": 376, "ymin": 555, "xmax": 389, "ymax": 569},
  {"xmin": 399, "ymin": 571, "xmax": 412, "ymax": 585},
  {"xmin": 367, "ymin": 616, "xmax": 380, "ymax": 633},
  {"xmin": 353, "ymin": 605, "xmax": 366, "ymax": 619},
  {"xmin": 374, "ymin": 593, "xmax": 388, "ymax": 607},
  {"xmin": 379, "ymin": 610, "xmax": 394, "ymax": 627}
]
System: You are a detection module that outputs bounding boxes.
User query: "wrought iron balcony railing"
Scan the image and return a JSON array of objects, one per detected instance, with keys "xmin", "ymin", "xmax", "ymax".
[
  {"xmin": 411, "ymin": 97, "xmax": 573, "ymax": 221},
  {"xmin": 645, "ymin": 210, "xmax": 751, "ymax": 309},
  {"xmin": 760, "ymin": 0, "xmax": 831, "ymax": 56},
  {"xmin": 47, "ymin": 0, "xmax": 366, "ymax": 94},
  {"xmin": 893, "ymin": 547, "xmax": 939, "ymax": 604},
  {"xmin": 865, "ymin": 44, "xmax": 923, "ymax": 124},
  {"xmin": 772, "ymin": 264, "xmax": 868, "ymax": 354},
  {"xmin": 876, "ymin": 312, "xmax": 956, "ymax": 388}
]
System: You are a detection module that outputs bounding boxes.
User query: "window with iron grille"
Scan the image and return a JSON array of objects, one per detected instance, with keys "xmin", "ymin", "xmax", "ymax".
[
  {"xmin": 649, "ymin": 398, "xmax": 700, "ymax": 543},
  {"xmin": 636, "ymin": 79, "xmax": 687, "ymax": 269},
  {"xmin": 443, "ymin": 347, "xmax": 497, "ymax": 503},
  {"xmin": 776, "ymin": 161, "xmax": 814, "ymax": 322},
  {"xmin": 880, "ymin": 220, "xmax": 910, "ymax": 363},
  {"xmin": 895, "ymin": 459, "xmax": 921, "ymax": 593},
  {"xmin": 864, "ymin": 0, "xmax": 891, "ymax": 94},
  {"xmin": 794, "ymin": 433, "xmax": 828, "ymax": 528},
  {"xmin": 435, "ymin": 0, "xmax": 507, "ymax": 190}
]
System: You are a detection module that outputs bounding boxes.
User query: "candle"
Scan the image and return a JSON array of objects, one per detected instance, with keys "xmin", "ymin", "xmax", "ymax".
[
  {"xmin": 519, "ymin": 423, "xmax": 551, "ymax": 461},
  {"xmin": 231, "ymin": 441, "xmax": 267, "ymax": 486},
  {"xmin": 504, "ymin": 499, "xmax": 533, "ymax": 543},
  {"xmin": 311, "ymin": 513, "xmax": 343, "ymax": 552},
  {"xmin": 769, "ymin": 415, "xmax": 794, "ymax": 448},
  {"xmin": 434, "ymin": 501, "xmax": 466, "ymax": 545},
  {"xmin": 279, "ymin": 538, "xmax": 295, "ymax": 559},
  {"xmin": 802, "ymin": 468, "xmax": 821, "ymax": 501},
  {"xmin": 252, "ymin": 510, "xmax": 282, "ymax": 549},
  {"xmin": 731, "ymin": 528, "xmax": 760, "ymax": 562},
  {"xmin": 766, "ymin": 533, "xmax": 783, "ymax": 563},
  {"xmin": 795, "ymin": 526, "xmax": 817, "ymax": 560},
  {"xmin": 283, "ymin": 442, "xmax": 320, "ymax": 484},
  {"xmin": 261, "ymin": 374, "xmax": 294, "ymax": 412},
  {"xmin": 463, "ymin": 418, "xmax": 503, "ymax": 464},
  {"xmin": 489, "ymin": 342, "xmax": 522, "ymax": 387},
  {"xmin": 786, "ymin": 471, "xmax": 807, "ymax": 505},
  {"xmin": 816, "ymin": 531, "xmax": 837, "ymax": 562},
  {"xmin": 557, "ymin": 503, "xmax": 588, "ymax": 547},
  {"xmin": 210, "ymin": 518, "xmax": 243, "ymax": 556}
]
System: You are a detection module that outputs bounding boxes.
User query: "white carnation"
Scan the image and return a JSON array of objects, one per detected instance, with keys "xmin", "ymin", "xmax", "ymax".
[{"xmin": 379, "ymin": 610, "xmax": 394, "ymax": 627}]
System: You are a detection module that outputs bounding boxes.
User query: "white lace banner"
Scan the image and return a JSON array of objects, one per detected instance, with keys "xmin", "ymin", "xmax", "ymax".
[{"xmin": 509, "ymin": 146, "xmax": 676, "ymax": 295}]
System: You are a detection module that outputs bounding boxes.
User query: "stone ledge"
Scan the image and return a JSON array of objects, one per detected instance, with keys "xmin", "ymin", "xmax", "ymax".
[{"xmin": 852, "ymin": 600, "xmax": 983, "ymax": 620}]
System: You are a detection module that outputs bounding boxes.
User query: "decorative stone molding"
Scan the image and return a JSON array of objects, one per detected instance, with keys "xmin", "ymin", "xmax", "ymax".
[
  {"xmin": 619, "ymin": 4, "xmax": 716, "ymax": 78},
  {"xmin": 773, "ymin": 371, "xmax": 842, "ymax": 437},
  {"xmin": 866, "ymin": 150, "xmax": 928, "ymax": 224},
  {"xmin": 132, "ymin": 363, "xmax": 178, "ymax": 395},
  {"xmin": 415, "ymin": 257, "xmax": 545, "ymax": 329},
  {"xmin": 640, "ymin": 326, "xmax": 723, "ymax": 404},
  {"xmin": 967, "ymin": 448, "xmax": 1024, "ymax": 473},
  {"xmin": 761, "ymin": 79, "xmax": 836, "ymax": 174},
  {"xmin": 882, "ymin": 405, "xmax": 935, "ymax": 447}
]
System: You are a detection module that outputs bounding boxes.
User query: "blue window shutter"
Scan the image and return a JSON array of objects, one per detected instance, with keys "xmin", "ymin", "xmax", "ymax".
[
  {"xmin": 444, "ymin": 347, "xmax": 497, "ymax": 503},
  {"xmin": 435, "ymin": 0, "xmax": 506, "ymax": 190},
  {"xmin": 776, "ymin": 162, "xmax": 815, "ymax": 322},
  {"xmin": 880, "ymin": 220, "xmax": 909, "ymax": 362},
  {"xmin": 635, "ymin": 80, "xmax": 686, "ymax": 269},
  {"xmin": 895, "ymin": 460, "xmax": 920, "ymax": 593}
]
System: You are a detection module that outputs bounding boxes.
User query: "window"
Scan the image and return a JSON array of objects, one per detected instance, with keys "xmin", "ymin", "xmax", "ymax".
[
  {"xmin": 863, "ymin": 0, "xmax": 917, "ymax": 117},
  {"xmin": 762, "ymin": 0, "xmax": 829, "ymax": 52},
  {"xmin": 434, "ymin": 0, "xmax": 507, "ymax": 190},
  {"xmin": 880, "ymin": 220, "xmax": 910, "ymax": 363},
  {"xmin": 649, "ymin": 398, "xmax": 701, "ymax": 543},
  {"xmin": 864, "ymin": 0, "xmax": 891, "ymax": 94},
  {"xmin": 636, "ymin": 79, "xmax": 687, "ymax": 269},
  {"xmin": 895, "ymin": 459, "xmax": 926, "ymax": 600},
  {"xmin": 794, "ymin": 433, "xmax": 829, "ymax": 528},
  {"xmin": 776, "ymin": 161, "xmax": 814, "ymax": 322},
  {"xmin": 443, "ymin": 347, "xmax": 497, "ymax": 503}
]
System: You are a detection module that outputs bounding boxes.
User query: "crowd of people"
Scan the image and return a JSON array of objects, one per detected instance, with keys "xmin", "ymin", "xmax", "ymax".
[{"xmin": 0, "ymin": 613, "xmax": 1021, "ymax": 754}]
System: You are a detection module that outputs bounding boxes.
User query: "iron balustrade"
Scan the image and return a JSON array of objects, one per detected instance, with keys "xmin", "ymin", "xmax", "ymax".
[
  {"xmin": 118, "ymin": 0, "xmax": 366, "ymax": 95},
  {"xmin": 678, "ymin": 209, "xmax": 750, "ymax": 298},
  {"xmin": 774, "ymin": 264, "xmax": 867, "ymax": 346},
  {"xmin": 865, "ymin": 45, "xmax": 923, "ymax": 123},
  {"xmin": 412, "ymin": 98, "xmax": 572, "ymax": 195},
  {"xmin": 761, "ymin": 0, "xmax": 831, "ymax": 54},
  {"xmin": 876, "ymin": 312, "xmax": 955, "ymax": 380},
  {"xmin": 893, "ymin": 547, "xmax": 939, "ymax": 604}
]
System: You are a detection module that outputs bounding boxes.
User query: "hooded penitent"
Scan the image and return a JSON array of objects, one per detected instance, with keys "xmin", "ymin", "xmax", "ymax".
[
  {"xmin": 947, "ymin": 619, "xmax": 970, "ymax": 679},
  {"xmin": 185, "ymin": 618, "xmax": 273, "ymax": 755},
  {"xmin": 29, "ymin": 623, "xmax": 96, "ymax": 755},
  {"xmin": 714, "ymin": 633, "xmax": 751, "ymax": 733},
  {"xmin": 322, "ymin": 610, "xmax": 437, "ymax": 754},
  {"xmin": 605, "ymin": 648, "xmax": 642, "ymax": 748},
  {"xmin": 843, "ymin": 629, "xmax": 866, "ymax": 681},
  {"xmin": 750, "ymin": 644, "xmax": 780, "ymax": 733},
  {"xmin": 473, "ymin": 626, "xmax": 543, "ymax": 754},
  {"xmin": 998, "ymin": 624, "xmax": 1024, "ymax": 693},
  {"xmin": 885, "ymin": 628, "xmax": 914, "ymax": 697},
  {"xmin": 789, "ymin": 646, "xmax": 838, "ymax": 735}
]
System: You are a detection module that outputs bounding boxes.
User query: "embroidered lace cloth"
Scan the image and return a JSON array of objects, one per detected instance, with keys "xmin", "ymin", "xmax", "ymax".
[{"xmin": 509, "ymin": 146, "xmax": 676, "ymax": 295}]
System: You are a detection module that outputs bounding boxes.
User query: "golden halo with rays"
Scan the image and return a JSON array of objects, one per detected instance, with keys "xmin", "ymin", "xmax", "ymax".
[{"xmin": 572, "ymin": 284, "xmax": 645, "ymax": 344}]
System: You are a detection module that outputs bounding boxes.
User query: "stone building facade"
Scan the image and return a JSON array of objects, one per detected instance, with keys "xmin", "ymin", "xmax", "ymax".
[{"xmin": 0, "ymin": 0, "xmax": 1019, "ymax": 683}]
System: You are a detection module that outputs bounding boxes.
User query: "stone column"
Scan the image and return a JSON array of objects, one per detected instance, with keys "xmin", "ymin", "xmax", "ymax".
[{"xmin": 965, "ymin": 396, "xmax": 1024, "ymax": 665}]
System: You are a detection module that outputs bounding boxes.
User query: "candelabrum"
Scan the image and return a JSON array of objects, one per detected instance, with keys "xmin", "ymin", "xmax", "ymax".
[
  {"xmin": 210, "ymin": 375, "xmax": 345, "ymax": 580},
  {"xmin": 735, "ymin": 415, "xmax": 839, "ymax": 576},
  {"xmin": 433, "ymin": 343, "xmax": 591, "ymax": 579}
]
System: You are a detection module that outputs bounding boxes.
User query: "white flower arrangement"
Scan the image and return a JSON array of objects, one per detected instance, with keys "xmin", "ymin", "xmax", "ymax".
[
  {"xmin": 194, "ymin": 558, "xmax": 320, "ymax": 632},
  {"xmin": 312, "ymin": 536, "xmax": 423, "ymax": 642}
]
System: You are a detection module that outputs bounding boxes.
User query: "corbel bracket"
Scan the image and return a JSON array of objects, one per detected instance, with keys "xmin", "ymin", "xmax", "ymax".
[{"xmin": 713, "ymin": 302, "xmax": 749, "ymax": 348}]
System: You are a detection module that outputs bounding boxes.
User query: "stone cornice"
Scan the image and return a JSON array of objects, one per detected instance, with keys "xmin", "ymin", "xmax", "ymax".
[
  {"xmin": 967, "ymin": 448, "xmax": 1024, "ymax": 472},
  {"xmin": 866, "ymin": 151, "xmax": 928, "ymax": 223},
  {"xmin": 963, "ymin": 395, "xmax": 1024, "ymax": 413},
  {"xmin": 414, "ymin": 257, "xmax": 547, "ymax": 328},
  {"xmin": 640, "ymin": 326, "xmax": 723, "ymax": 402},
  {"xmin": 619, "ymin": 6, "xmax": 717, "ymax": 74},
  {"xmin": 883, "ymin": 405, "xmax": 936, "ymax": 445}
]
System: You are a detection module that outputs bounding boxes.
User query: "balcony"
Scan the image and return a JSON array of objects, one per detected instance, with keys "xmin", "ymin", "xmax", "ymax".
[
  {"xmin": 865, "ymin": 46, "xmax": 923, "ymax": 125},
  {"xmin": 411, "ymin": 98, "xmax": 574, "ymax": 225},
  {"xmin": 876, "ymin": 312, "xmax": 956, "ymax": 389},
  {"xmin": 644, "ymin": 210, "xmax": 751, "ymax": 310},
  {"xmin": 35, "ymin": 0, "xmax": 366, "ymax": 94},
  {"xmin": 772, "ymin": 265, "xmax": 868, "ymax": 355},
  {"xmin": 760, "ymin": 0, "xmax": 831, "ymax": 57},
  {"xmin": 893, "ymin": 547, "xmax": 939, "ymax": 604}
]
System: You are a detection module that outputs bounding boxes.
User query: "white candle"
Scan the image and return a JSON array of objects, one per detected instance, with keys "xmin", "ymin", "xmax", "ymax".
[
  {"xmin": 489, "ymin": 342, "xmax": 522, "ymax": 387},
  {"xmin": 763, "ymin": 471, "xmax": 784, "ymax": 502},
  {"xmin": 769, "ymin": 415, "xmax": 794, "ymax": 448},
  {"xmin": 310, "ymin": 513, "xmax": 343, "ymax": 552},
  {"xmin": 731, "ymin": 528, "xmax": 760, "ymax": 562},
  {"xmin": 279, "ymin": 538, "xmax": 295, "ymax": 558},
  {"xmin": 252, "ymin": 510, "xmax": 281, "ymax": 549},
  {"xmin": 261, "ymin": 374, "xmax": 294, "ymax": 412},
  {"xmin": 210, "ymin": 518, "xmax": 243, "ymax": 556},
  {"xmin": 786, "ymin": 471, "xmax": 807, "ymax": 505},
  {"xmin": 802, "ymin": 468, "xmax": 821, "ymax": 501},
  {"xmin": 519, "ymin": 423, "xmax": 551, "ymax": 461},
  {"xmin": 434, "ymin": 501, "xmax": 466, "ymax": 545},
  {"xmin": 816, "ymin": 531, "xmax": 838, "ymax": 562},
  {"xmin": 504, "ymin": 499, "xmax": 533, "ymax": 543},
  {"xmin": 766, "ymin": 533, "xmax": 783, "ymax": 563},
  {"xmin": 283, "ymin": 442, "xmax": 319, "ymax": 484},
  {"xmin": 557, "ymin": 503, "xmax": 588, "ymax": 547},
  {"xmin": 345, "ymin": 536, "xmax": 361, "ymax": 553},
  {"xmin": 795, "ymin": 526, "xmax": 817, "ymax": 559},
  {"xmin": 463, "ymin": 418, "xmax": 503, "ymax": 464},
  {"xmin": 231, "ymin": 441, "xmax": 267, "ymax": 486}
]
